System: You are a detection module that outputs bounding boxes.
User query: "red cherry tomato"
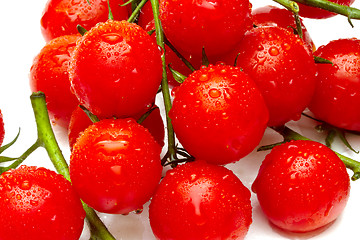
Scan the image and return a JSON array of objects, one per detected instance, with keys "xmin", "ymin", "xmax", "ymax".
[
  {"xmin": 169, "ymin": 64, "xmax": 269, "ymax": 165},
  {"xmin": 0, "ymin": 109, "xmax": 4, "ymax": 147},
  {"xmin": 252, "ymin": 5, "xmax": 315, "ymax": 52},
  {"xmin": 30, "ymin": 34, "xmax": 80, "ymax": 129},
  {"xmin": 149, "ymin": 160, "xmax": 252, "ymax": 240},
  {"xmin": 70, "ymin": 118, "xmax": 162, "ymax": 214},
  {"xmin": 137, "ymin": 0, "xmax": 199, "ymax": 87},
  {"xmin": 298, "ymin": 0, "xmax": 355, "ymax": 19},
  {"xmin": 252, "ymin": 140, "xmax": 350, "ymax": 232},
  {"xmin": 69, "ymin": 20, "xmax": 163, "ymax": 119},
  {"xmin": 0, "ymin": 165, "xmax": 85, "ymax": 240},
  {"xmin": 309, "ymin": 38, "xmax": 360, "ymax": 131},
  {"xmin": 159, "ymin": 0, "xmax": 253, "ymax": 57},
  {"xmin": 41, "ymin": 0, "xmax": 129, "ymax": 42},
  {"xmin": 68, "ymin": 105, "xmax": 165, "ymax": 149},
  {"xmin": 229, "ymin": 26, "xmax": 317, "ymax": 127}
]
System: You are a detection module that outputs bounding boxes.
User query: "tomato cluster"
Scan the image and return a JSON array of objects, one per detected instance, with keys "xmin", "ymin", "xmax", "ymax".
[{"xmin": 2, "ymin": 0, "xmax": 360, "ymax": 239}]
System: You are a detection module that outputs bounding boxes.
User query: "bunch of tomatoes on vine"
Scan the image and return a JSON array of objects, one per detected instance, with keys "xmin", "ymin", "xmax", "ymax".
[{"xmin": 1, "ymin": 0, "xmax": 360, "ymax": 239}]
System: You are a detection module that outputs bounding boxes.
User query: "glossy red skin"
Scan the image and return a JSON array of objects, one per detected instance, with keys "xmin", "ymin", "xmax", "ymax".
[
  {"xmin": 70, "ymin": 118, "xmax": 162, "ymax": 214},
  {"xmin": 0, "ymin": 165, "xmax": 85, "ymax": 240},
  {"xmin": 169, "ymin": 64, "xmax": 269, "ymax": 165},
  {"xmin": 230, "ymin": 26, "xmax": 316, "ymax": 127},
  {"xmin": 159, "ymin": 0, "xmax": 253, "ymax": 57},
  {"xmin": 41, "ymin": 0, "xmax": 129, "ymax": 42},
  {"xmin": 252, "ymin": 5, "xmax": 315, "ymax": 52},
  {"xmin": 30, "ymin": 35, "xmax": 80, "ymax": 129},
  {"xmin": 69, "ymin": 20, "xmax": 163, "ymax": 119},
  {"xmin": 0, "ymin": 110, "xmax": 4, "ymax": 147},
  {"xmin": 309, "ymin": 38, "xmax": 360, "ymax": 131},
  {"xmin": 68, "ymin": 105, "xmax": 165, "ymax": 149},
  {"xmin": 149, "ymin": 160, "xmax": 252, "ymax": 240},
  {"xmin": 298, "ymin": 0, "xmax": 355, "ymax": 19},
  {"xmin": 252, "ymin": 140, "xmax": 350, "ymax": 232},
  {"xmin": 138, "ymin": 0, "xmax": 199, "ymax": 87}
]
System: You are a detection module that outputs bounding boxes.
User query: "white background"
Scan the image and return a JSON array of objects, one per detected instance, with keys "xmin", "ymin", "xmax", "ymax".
[{"xmin": 0, "ymin": 0, "xmax": 360, "ymax": 239}]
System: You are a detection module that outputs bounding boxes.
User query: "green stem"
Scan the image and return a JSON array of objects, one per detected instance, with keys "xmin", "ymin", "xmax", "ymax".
[
  {"xmin": 128, "ymin": 0, "xmax": 148, "ymax": 23},
  {"xmin": 270, "ymin": 125, "xmax": 360, "ymax": 181},
  {"xmin": 30, "ymin": 92, "xmax": 70, "ymax": 180},
  {"xmin": 150, "ymin": 0, "xmax": 177, "ymax": 164},
  {"xmin": 30, "ymin": 92, "xmax": 115, "ymax": 240},
  {"xmin": 275, "ymin": 0, "xmax": 360, "ymax": 26}
]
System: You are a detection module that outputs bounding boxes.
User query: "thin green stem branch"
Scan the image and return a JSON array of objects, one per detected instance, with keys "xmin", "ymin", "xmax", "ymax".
[
  {"xmin": 30, "ymin": 92, "xmax": 115, "ymax": 240},
  {"xmin": 128, "ymin": 0, "xmax": 148, "ymax": 23},
  {"xmin": 150, "ymin": 0, "xmax": 177, "ymax": 164}
]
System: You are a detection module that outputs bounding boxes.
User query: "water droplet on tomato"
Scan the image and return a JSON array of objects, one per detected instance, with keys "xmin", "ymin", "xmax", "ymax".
[
  {"xmin": 110, "ymin": 165, "xmax": 122, "ymax": 175},
  {"xmin": 209, "ymin": 88, "xmax": 221, "ymax": 98},
  {"xmin": 199, "ymin": 74, "xmax": 208, "ymax": 82},
  {"xmin": 101, "ymin": 33, "xmax": 123, "ymax": 44},
  {"xmin": 20, "ymin": 180, "xmax": 31, "ymax": 190},
  {"xmin": 30, "ymin": 199, "xmax": 38, "ymax": 206},
  {"xmin": 269, "ymin": 47, "xmax": 279, "ymax": 56}
]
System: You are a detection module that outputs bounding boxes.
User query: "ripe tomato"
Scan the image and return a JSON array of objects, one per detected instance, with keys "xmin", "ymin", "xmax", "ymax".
[
  {"xmin": 228, "ymin": 26, "xmax": 317, "ymax": 127},
  {"xmin": 0, "ymin": 109, "xmax": 4, "ymax": 147},
  {"xmin": 252, "ymin": 5, "xmax": 315, "ymax": 52},
  {"xmin": 69, "ymin": 20, "xmax": 163, "ymax": 119},
  {"xmin": 68, "ymin": 105, "xmax": 165, "ymax": 149},
  {"xmin": 30, "ymin": 34, "xmax": 80, "ymax": 129},
  {"xmin": 159, "ymin": 0, "xmax": 253, "ymax": 57},
  {"xmin": 41, "ymin": 0, "xmax": 129, "ymax": 42},
  {"xmin": 309, "ymin": 38, "xmax": 360, "ymax": 131},
  {"xmin": 69, "ymin": 118, "xmax": 162, "ymax": 214},
  {"xmin": 137, "ymin": 0, "xmax": 199, "ymax": 87},
  {"xmin": 149, "ymin": 160, "xmax": 252, "ymax": 240},
  {"xmin": 0, "ymin": 165, "xmax": 85, "ymax": 240},
  {"xmin": 297, "ymin": 0, "xmax": 355, "ymax": 19},
  {"xmin": 169, "ymin": 64, "xmax": 269, "ymax": 165},
  {"xmin": 252, "ymin": 140, "xmax": 350, "ymax": 232}
]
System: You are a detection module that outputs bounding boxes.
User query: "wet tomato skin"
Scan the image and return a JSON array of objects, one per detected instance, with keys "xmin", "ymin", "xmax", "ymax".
[
  {"xmin": 159, "ymin": 0, "xmax": 253, "ymax": 57},
  {"xmin": 0, "ymin": 165, "xmax": 86, "ymax": 240},
  {"xmin": 0, "ymin": 109, "xmax": 4, "ymax": 147},
  {"xmin": 30, "ymin": 34, "xmax": 80, "ymax": 129},
  {"xmin": 70, "ymin": 118, "xmax": 162, "ymax": 214},
  {"xmin": 169, "ymin": 64, "xmax": 269, "ymax": 165},
  {"xmin": 252, "ymin": 5, "xmax": 315, "ymax": 52},
  {"xmin": 230, "ymin": 26, "xmax": 316, "ymax": 127},
  {"xmin": 69, "ymin": 20, "xmax": 162, "ymax": 119},
  {"xmin": 41, "ymin": 0, "xmax": 129, "ymax": 42},
  {"xmin": 149, "ymin": 160, "xmax": 252, "ymax": 240},
  {"xmin": 252, "ymin": 140, "xmax": 350, "ymax": 232},
  {"xmin": 309, "ymin": 38, "xmax": 360, "ymax": 131}
]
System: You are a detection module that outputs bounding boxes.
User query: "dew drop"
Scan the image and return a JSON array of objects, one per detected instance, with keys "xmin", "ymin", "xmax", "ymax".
[
  {"xmin": 209, "ymin": 88, "xmax": 221, "ymax": 98},
  {"xmin": 269, "ymin": 47, "xmax": 279, "ymax": 56},
  {"xmin": 20, "ymin": 180, "xmax": 31, "ymax": 190},
  {"xmin": 199, "ymin": 74, "xmax": 208, "ymax": 82},
  {"xmin": 101, "ymin": 33, "xmax": 123, "ymax": 44}
]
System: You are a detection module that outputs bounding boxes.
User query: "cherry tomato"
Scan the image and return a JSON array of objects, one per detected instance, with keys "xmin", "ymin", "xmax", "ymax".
[
  {"xmin": 159, "ymin": 0, "xmax": 253, "ymax": 57},
  {"xmin": 0, "ymin": 165, "xmax": 85, "ymax": 240},
  {"xmin": 69, "ymin": 20, "xmax": 163, "ymax": 119},
  {"xmin": 70, "ymin": 118, "xmax": 162, "ymax": 214},
  {"xmin": 0, "ymin": 109, "xmax": 4, "ymax": 147},
  {"xmin": 137, "ymin": 0, "xmax": 199, "ymax": 87},
  {"xmin": 297, "ymin": 0, "xmax": 355, "ymax": 19},
  {"xmin": 309, "ymin": 38, "xmax": 360, "ymax": 131},
  {"xmin": 252, "ymin": 140, "xmax": 350, "ymax": 232},
  {"xmin": 169, "ymin": 64, "xmax": 269, "ymax": 165},
  {"xmin": 229, "ymin": 26, "xmax": 317, "ymax": 127},
  {"xmin": 41, "ymin": 0, "xmax": 129, "ymax": 42},
  {"xmin": 149, "ymin": 160, "xmax": 252, "ymax": 240},
  {"xmin": 30, "ymin": 34, "xmax": 80, "ymax": 129},
  {"xmin": 252, "ymin": 5, "xmax": 315, "ymax": 52},
  {"xmin": 68, "ymin": 105, "xmax": 165, "ymax": 149}
]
